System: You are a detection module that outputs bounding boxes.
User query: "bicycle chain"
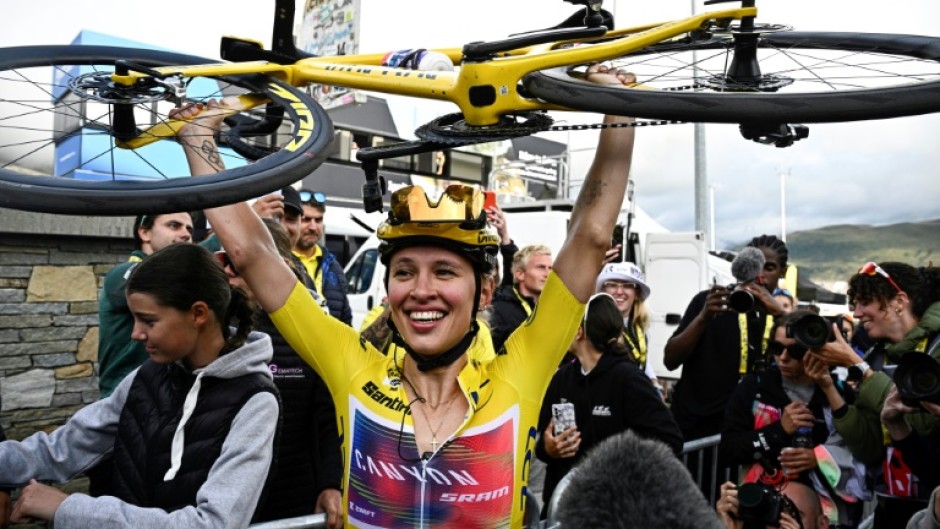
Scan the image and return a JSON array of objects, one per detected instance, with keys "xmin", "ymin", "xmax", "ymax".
[{"xmin": 548, "ymin": 118, "xmax": 685, "ymax": 132}]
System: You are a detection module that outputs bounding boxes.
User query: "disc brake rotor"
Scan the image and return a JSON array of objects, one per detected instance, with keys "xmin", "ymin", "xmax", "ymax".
[{"xmin": 68, "ymin": 71, "xmax": 170, "ymax": 104}]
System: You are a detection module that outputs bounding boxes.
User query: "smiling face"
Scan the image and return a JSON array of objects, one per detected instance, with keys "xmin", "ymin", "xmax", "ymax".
[
  {"xmin": 128, "ymin": 291, "xmax": 201, "ymax": 365},
  {"xmin": 387, "ymin": 246, "xmax": 477, "ymax": 357},
  {"xmin": 853, "ymin": 296, "xmax": 902, "ymax": 341},
  {"xmin": 601, "ymin": 280, "xmax": 637, "ymax": 316}
]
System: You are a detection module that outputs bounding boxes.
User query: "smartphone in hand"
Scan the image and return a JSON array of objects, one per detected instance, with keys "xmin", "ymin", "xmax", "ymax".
[{"xmin": 552, "ymin": 402, "xmax": 577, "ymax": 437}]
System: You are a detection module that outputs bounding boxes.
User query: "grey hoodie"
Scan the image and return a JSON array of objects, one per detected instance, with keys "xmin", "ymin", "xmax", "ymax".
[{"xmin": 0, "ymin": 331, "xmax": 277, "ymax": 529}]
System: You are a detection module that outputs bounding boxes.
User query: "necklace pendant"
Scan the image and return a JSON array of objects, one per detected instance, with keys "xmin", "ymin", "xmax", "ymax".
[{"xmin": 430, "ymin": 436, "xmax": 438, "ymax": 452}]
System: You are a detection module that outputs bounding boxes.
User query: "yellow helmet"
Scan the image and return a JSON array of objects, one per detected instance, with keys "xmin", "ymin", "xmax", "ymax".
[{"xmin": 377, "ymin": 184, "xmax": 499, "ymax": 273}]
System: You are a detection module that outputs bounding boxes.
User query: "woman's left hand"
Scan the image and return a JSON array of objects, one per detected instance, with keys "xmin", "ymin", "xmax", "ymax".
[
  {"xmin": 802, "ymin": 353, "xmax": 833, "ymax": 389},
  {"xmin": 813, "ymin": 324, "xmax": 860, "ymax": 368},
  {"xmin": 778, "ymin": 447, "xmax": 817, "ymax": 477},
  {"xmin": 11, "ymin": 480, "xmax": 67, "ymax": 523}
]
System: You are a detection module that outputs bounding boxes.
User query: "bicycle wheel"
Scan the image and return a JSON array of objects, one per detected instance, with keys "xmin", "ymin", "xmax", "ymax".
[
  {"xmin": 0, "ymin": 45, "xmax": 332, "ymax": 215},
  {"xmin": 523, "ymin": 32, "xmax": 940, "ymax": 123}
]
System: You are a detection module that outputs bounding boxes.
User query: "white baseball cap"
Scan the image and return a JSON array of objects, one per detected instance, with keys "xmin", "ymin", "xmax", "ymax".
[{"xmin": 596, "ymin": 262, "xmax": 651, "ymax": 300}]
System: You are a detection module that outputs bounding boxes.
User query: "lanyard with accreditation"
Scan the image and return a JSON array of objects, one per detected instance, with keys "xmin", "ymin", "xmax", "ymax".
[{"xmin": 738, "ymin": 312, "xmax": 773, "ymax": 375}]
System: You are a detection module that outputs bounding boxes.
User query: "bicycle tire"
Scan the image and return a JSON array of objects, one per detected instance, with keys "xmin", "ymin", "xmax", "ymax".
[
  {"xmin": 0, "ymin": 45, "xmax": 332, "ymax": 215},
  {"xmin": 523, "ymin": 32, "xmax": 940, "ymax": 123}
]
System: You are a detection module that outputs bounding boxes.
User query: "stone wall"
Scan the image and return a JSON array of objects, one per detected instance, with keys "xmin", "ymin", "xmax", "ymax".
[{"xmin": 0, "ymin": 231, "xmax": 132, "ymax": 440}]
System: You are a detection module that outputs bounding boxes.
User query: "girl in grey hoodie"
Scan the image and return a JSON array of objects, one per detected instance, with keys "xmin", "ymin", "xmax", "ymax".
[{"xmin": 0, "ymin": 244, "xmax": 279, "ymax": 529}]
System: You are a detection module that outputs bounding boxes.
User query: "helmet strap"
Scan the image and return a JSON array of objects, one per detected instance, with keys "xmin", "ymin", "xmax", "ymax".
[{"xmin": 388, "ymin": 318, "xmax": 480, "ymax": 372}]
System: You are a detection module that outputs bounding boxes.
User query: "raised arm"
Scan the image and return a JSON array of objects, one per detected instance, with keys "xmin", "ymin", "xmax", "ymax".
[
  {"xmin": 553, "ymin": 65, "xmax": 636, "ymax": 302},
  {"xmin": 173, "ymin": 100, "xmax": 298, "ymax": 312}
]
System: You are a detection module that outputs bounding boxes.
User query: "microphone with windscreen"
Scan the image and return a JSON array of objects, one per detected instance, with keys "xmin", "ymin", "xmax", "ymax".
[
  {"xmin": 727, "ymin": 247, "xmax": 766, "ymax": 312},
  {"xmin": 555, "ymin": 431, "xmax": 726, "ymax": 529}
]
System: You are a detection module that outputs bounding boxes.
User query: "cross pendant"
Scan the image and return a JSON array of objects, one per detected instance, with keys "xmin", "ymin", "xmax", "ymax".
[{"xmin": 430, "ymin": 436, "xmax": 438, "ymax": 453}]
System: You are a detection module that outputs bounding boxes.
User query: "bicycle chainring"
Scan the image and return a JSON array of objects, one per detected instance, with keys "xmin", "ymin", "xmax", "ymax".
[{"xmin": 415, "ymin": 112, "xmax": 554, "ymax": 144}]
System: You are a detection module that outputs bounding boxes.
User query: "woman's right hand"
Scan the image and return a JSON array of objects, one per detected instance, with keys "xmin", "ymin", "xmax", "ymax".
[
  {"xmin": 881, "ymin": 385, "xmax": 916, "ymax": 441},
  {"xmin": 543, "ymin": 420, "xmax": 581, "ymax": 459}
]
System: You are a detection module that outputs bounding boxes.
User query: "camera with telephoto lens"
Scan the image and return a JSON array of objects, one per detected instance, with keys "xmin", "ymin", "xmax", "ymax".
[
  {"xmin": 893, "ymin": 352, "xmax": 940, "ymax": 408},
  {"xmin": 737, "ymin": 482, "xmax": 784, "ymax": 528},
  {"xmin": 786, "ymin": 313, "xmax": 845, "ymax": 350},
  {"xmin": 725, "ymin": 283, "xmax": 756, "ymax": 313}
]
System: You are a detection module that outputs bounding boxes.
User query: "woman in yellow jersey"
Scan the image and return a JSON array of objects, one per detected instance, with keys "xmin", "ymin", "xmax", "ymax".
[{"xmin": 176, "ymin": 64, "xmax": 636, "ymax": 529}]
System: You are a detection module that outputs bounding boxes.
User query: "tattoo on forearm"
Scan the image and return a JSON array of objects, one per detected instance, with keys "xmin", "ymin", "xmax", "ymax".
[
  {"xmin": 201, "ymin": 140, "xmax": 222, "ymax": 169},
  {"xmin": 577, "ymin": 180, "xmax": 607, "ymax": 206}
]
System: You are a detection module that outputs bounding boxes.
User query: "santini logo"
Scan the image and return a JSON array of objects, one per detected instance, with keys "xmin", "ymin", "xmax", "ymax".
[{"xmin": 591, "ymin": 405, "xmax": 611, "ymax": 417}]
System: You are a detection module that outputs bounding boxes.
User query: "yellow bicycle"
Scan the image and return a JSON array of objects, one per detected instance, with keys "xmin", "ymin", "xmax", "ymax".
[{"xmin": 1, "ymin": 0, "xmax": 940, "ymax": 215}]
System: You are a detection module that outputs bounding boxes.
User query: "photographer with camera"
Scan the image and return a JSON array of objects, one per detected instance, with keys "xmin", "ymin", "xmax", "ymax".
[
  {"xmin": 721, "ymin": 310, "xmax": 869, "ymax": 529},
  {"xmin": 717, "ymin": 480, "xmax": 828, "ymax": 529},
  {"xmin": 666, "ymin": 236, "xmax": 789, "ymax": 496},
  {"xmin": 667, "ymin": 238, "xmax": 789, "ymax": 439},
  {"xmin": 808, "ymin": 262, "xmax": 940, "ymax": 528}
]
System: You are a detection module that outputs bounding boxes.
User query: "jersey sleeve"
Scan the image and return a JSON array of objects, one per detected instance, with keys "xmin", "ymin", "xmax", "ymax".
[
  {"xmin": 492, "ymin": 271, "xmax": 584, "ymax": 399},
  {"xmin": 269, "ymin": 281, "xmax": 374, "ymax": 395}
]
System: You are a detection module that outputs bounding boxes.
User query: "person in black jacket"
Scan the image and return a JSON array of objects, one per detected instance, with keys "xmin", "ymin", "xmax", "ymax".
[
  {"xmin": 536, "ymin": 292, "xmax": 683, "ymax": 516},
  {"xmin": 720, "ymin": 310, "xmax": 868, "ymax": 529},
  {"xmin": 218, "ymin": 219, "xmax": 343, "ymax": 529}
]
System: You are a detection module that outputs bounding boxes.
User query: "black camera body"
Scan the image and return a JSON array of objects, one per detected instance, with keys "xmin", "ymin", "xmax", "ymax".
[
  {"xmin": 737, "ymin": 482, "xmax": 783, "ymax": 528},
  {"xmin": 787, "ymin": 313, "xmax": 845, "ymax": 350},
  {"xmin": 726, "ymin": 283, "xmax": 756, "ymax": 313},
  {"xmin": 894, "ymin": 352, "xmax": 940, "ymax": 408}
]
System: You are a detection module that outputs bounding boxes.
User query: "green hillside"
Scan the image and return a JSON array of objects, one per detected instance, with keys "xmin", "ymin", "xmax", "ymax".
[{"xmin": 785, "ymin": 219, "xmax": 940, "ymax": 284}]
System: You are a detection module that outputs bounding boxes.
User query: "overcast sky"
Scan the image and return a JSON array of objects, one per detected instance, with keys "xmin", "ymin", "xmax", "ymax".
[{"xmin": 5, "ymin": 0, "xmax": 940, "ymax": 248}]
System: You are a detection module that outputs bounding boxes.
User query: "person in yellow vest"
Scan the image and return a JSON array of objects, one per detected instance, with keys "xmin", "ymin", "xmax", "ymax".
[{"xmin": 292, "ymin": 190, "xmax": 352, "ymax": 325}]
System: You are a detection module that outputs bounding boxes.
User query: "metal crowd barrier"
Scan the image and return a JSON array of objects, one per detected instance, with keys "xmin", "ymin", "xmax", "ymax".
[{"xmin": 249, "ymin": 514, "xmax": 327, "ymax": 529}]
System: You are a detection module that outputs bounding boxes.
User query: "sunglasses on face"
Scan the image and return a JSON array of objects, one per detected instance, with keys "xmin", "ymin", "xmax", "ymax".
[
  {"xmin": 299, "ymin": 190, "xmax": 327, "ymax": 205},
  {"xmin": 601, "ymin": 281, "xmax": 637, "ymax": 292},
  {"xmin": 768, "ymin": 341, "xmax": 808, "ymax": 361},
  {"xmin": 858, "ymin": 261, "xmax": 903, "ymax": 294},
  {"xmin": 214, "ymin": 251, "xmax": 239, "ymax": 276}
]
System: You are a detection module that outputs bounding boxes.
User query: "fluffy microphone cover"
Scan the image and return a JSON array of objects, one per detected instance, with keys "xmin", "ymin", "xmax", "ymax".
[{"xmin": 557, "ymin": 431, "xmax": 725, "ymax": 529}]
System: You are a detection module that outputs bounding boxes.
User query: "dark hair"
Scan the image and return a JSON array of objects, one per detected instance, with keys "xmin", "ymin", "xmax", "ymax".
[
  {"xmin": 132, "ymin": 212, "xmax": 195, "ymax": 250},
  {"xmin": 848, "ymin": 262, "xmax": 940, "ymax": 317},
  {"xmin": 584, "ymin": 294, "xmax": 631, "ymax": 356},
  {"xmin": 771, "ymin": 309, "xmax": 816, "ymax": 337},
  {"xmin": 747, "ymin": 234, "xmax": 789, "ymax": 268},
  {"xmin": 126, "ymin": 244, "xmax": 255, "ymax": 353},
  {"xmin": 260, "ymin": 218, "xmax": 305, "ymax": 283}
]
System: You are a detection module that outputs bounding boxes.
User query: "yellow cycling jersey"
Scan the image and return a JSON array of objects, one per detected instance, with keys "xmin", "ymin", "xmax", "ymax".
[{"xmin": 270, "ymin": 271, "xmax": 584, "ymax": 529}]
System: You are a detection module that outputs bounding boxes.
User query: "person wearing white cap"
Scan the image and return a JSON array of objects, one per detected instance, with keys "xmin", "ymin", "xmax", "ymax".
[{"xmin": 596, "ymin": 262, "xmax": 659, "ymax": 387}]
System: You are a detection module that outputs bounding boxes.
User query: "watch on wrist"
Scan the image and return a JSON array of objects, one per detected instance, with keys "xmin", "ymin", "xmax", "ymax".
[{"xmin": 848, "ymin": 361, "xmax": 870, "ymax": 381}]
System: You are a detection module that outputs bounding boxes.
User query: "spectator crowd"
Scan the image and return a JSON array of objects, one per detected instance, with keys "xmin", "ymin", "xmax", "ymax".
[{"xmin": 2, "ymin": 93, "xmax": 940, "ymax": 529}]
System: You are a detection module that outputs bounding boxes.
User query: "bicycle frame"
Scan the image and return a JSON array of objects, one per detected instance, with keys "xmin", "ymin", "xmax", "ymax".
[{"xmin": 115, "ymin": 5, "xmax": 756, "ymax": 149}]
